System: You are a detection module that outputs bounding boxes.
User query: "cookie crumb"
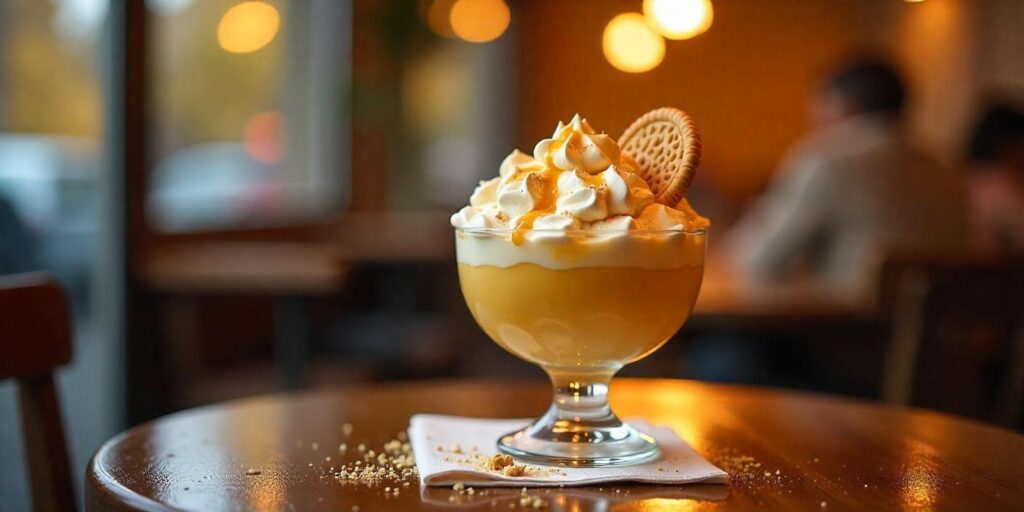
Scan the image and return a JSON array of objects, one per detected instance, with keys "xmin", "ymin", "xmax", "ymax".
[
  {"xmin": 504, "ymin": 465, "xmax": 527, "ymax": 477},
  {"xmin": 486, "ymin": 454, "xmax": 515, "ymax": 471},
  {"xmin": 331, "ymin": 433, "xmax": 417, "ymax": 485},
  {"xmin": 453, "ymin": 482, "xmax": 465, "ymax": 492}
]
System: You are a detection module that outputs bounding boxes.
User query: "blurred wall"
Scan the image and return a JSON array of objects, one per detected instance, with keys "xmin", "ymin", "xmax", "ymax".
[{"xmin": 515, "ymin": 0, "xmax": 1024, "ymax": 207}]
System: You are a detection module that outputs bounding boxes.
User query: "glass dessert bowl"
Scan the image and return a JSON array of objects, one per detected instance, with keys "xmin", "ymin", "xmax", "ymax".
[
  {"xmin": 454, "ymin": 226, "xmax": 707, "ymax": 466},
  {"xmin": 451, "ymin": 109, "xmax": 708, "ymax": 466}
]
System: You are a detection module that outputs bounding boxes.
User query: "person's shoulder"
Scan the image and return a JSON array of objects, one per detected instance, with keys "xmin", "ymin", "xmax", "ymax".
[
  {"xmin": 783, "ymin": 116, "xmax": 892, "ymax": 168},
  {"xmin": 781, "ymin": 127, "xmax": 839, "ymax": 166},
  {"xmin": 776, "ymin": 151, "xmax": 846, "ymax": 200}
]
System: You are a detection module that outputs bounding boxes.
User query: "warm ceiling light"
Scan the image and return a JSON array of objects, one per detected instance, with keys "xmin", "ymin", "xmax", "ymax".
[
  {"xmin": 602, "ymin": 12, "xmax": 666, "ymax": 73},
  {"xmin": 217, "ymin": 1, "xmax": 280, "ymax": 54},
  {"xmin": 449, "ymin": 0, "xmax": 511, "ymax": 43},
  {"xmin": 643, "ymin": 0, "xmax": 713, "ymax": 40}
]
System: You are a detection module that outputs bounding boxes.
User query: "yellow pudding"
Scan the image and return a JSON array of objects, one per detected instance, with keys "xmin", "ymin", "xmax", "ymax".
[
  {"xmin": 450, "ymin": 111, "xmax": 709, "ymax": 466},
  {"xmin": 457, "ymin": 257, "xmax": 704, "ymax": 373}
]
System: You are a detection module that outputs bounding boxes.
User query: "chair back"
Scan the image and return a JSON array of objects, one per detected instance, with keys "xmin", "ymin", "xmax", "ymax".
[
  {"xmin": 0, "ymin": 273, "xmax": 76, "ymax": 511},
  {"xmin": 877, "ymin": 254, "xmax": 1024, "ymax": 427}
]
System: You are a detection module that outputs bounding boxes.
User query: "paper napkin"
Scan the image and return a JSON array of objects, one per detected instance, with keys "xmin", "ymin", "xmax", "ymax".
[{"xmin": 408, "ymin": 414, "xmax": 728, "ymax": 487}]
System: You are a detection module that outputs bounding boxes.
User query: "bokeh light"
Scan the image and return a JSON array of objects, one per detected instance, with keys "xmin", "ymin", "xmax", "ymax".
[
  {"xmin": 217, "ymin": 1, "xmax": 280, "ymax": 54},
  {"xmin": 643, "ymin": 0, "xmax": 714, "ymax": 40},
  {"xmin": 602, "ymin": 13, "xmax": 666, "ymax": 73},
  {"xmin": 243, "ymin": 111, "xmax": 284, "ymax": 164},
  {"xmin": 402, "ymin": 49, "xmax": 468, "ymax": 136},
  {"xmin": 425, "ymin": 0, "xmax": 457, "ymax": 38},
  {"xmin": 449, "ymin": 0, "xmax": 511, "ymax": 43}
]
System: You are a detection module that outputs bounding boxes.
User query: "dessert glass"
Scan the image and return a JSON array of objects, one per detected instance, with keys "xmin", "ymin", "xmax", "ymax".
[{"xmin": 455, "ymin": 226, "xmax": 707, "ymax": 466}]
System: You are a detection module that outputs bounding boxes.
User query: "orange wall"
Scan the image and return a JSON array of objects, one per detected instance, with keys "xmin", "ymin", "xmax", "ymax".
[{"xmin": 514, "ymin": 0, "xmax": 1023, "ymax": 205}]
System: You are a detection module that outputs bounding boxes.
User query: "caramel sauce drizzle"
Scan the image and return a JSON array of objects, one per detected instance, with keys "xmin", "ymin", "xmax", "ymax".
[{"xmin": 509, "ymin": 168, "xmax": 606, "ymax": 246}]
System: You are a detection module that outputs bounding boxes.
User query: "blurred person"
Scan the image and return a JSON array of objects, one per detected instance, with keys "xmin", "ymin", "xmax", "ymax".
[
  {"xmin": 965, "ymin": 101, "xmax": 1024, "ymax": 256},
  {"xmin": 723, "ymin": 58, "xmax": 967, "ymax": 301}
]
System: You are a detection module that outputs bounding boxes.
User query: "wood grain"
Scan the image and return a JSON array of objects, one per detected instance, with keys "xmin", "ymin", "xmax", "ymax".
[{"xmin": 85, "ymin": 379, "xmax": 1023, "ymax": 511}]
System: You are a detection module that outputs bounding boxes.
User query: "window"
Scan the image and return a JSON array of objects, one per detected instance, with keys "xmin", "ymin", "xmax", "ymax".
[{"xmin": 147, "ymin": 0, "xmax": 350, "ymax": 232}]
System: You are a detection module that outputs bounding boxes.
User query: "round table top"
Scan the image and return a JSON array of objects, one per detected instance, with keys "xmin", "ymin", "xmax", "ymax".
[{"xmin": 86, "ymin": 379, "xmax": 1024, "ymax": 511}]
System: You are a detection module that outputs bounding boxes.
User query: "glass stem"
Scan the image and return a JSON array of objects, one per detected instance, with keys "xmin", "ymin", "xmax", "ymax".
[{"xmin": 544, "ymin": 369, "xmax": 622, "ymax": 430}]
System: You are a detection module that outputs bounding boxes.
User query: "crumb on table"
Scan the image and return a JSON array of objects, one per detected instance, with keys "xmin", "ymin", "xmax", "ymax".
[{"xmin": 485, "ymin": 454, "xmax": 515, "ymax": 471}]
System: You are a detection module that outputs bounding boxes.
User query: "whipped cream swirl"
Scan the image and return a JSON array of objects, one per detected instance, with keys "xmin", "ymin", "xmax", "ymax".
[{"xmin": 451, "ymin": 114, "xmax": 707, "ymax": 238}]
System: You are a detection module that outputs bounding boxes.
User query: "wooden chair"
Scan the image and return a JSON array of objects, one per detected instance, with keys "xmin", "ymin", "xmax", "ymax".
[
  {"xmin": 0, "ymin": 273, "xmax": 76, "ymax": 511},
  {"xmin": 877, "ymin": 254, "xmax": 1024, "ymax": 427}
]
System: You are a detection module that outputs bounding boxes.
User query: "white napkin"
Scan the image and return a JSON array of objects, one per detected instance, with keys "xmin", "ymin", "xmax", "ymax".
[{"xmin": 409, "ymin": 414, "xmax": 728, "ymax": 487}]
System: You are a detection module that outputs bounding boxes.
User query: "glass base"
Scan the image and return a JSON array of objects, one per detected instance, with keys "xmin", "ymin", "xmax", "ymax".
[
  {"xmin": 495, "ymin": 370, "xmax": 661, "ymax": 466},
  {"xmin": 497, "ymin": 368, "xmax": 659, "ymax": 468},
  {"xmin": 497, "ymin": 421, "xmax": 659, "ymax": 467}
]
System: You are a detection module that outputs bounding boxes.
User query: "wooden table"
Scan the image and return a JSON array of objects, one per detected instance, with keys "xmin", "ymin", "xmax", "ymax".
[
  {"xmin": 86, "ymin": 379, "xmax": 1023, "ymax": 511},
  {"xmin": 142, "ymin": 241, "xmax": 350, "ymax": 390},
  {"xmin": 138, "ymin": 212, "xmax": 454, "ymax": 393}
]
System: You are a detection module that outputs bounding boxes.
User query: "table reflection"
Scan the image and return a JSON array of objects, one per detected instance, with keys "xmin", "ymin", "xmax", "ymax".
[{"xmin": 899, "ymin": 441, "xmax": 941, "ymax": 510}]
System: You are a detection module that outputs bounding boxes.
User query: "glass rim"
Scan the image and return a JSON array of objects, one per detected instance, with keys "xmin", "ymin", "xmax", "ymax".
[{"xmin": 453, "ymin": 226, "xmax": 709, "ymax": 236}]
